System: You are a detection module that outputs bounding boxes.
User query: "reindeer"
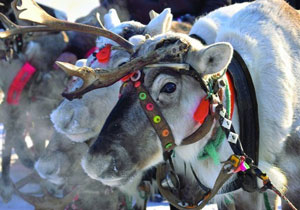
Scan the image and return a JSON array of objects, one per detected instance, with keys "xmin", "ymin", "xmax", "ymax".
[
  {"xmin": 0, "ymin": 2, "xmax": 100, "ymax": 203},
  {"xmin": 51, "ymin": 0, "xmax": 299, "ymax": 209},
  {"xmin": 34, "ymin": 131, "xmax": 123, "ymax": 210},
  {"xmin": 0, "ymin": 25, "xmax": 68, "ymax": 203},
  {"xmin": 7, "ymin": 0, "xmax": 297, "ymax": 209},
  {"xmin": 48, "ymin": 8, "xmax": 175, "ymax": 209}
]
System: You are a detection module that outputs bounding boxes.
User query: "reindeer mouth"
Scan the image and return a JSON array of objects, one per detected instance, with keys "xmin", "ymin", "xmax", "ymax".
[
  {"xmin": 97, "ymin": 177, "xmax": 124, "ymax": 187},
  {"xmin": 47, "ymin": 176, "xmax": 65, "ymax": 186},
  {"xmin": 97, "ymin": 169, "xmax": 139, "ymax": 187}
]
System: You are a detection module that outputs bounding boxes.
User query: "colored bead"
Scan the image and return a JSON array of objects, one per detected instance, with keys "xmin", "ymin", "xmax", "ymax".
[
  {"xmin": 240, "ymin": 161, "xmax": 250, "ymax": 171},
  {"xmin": 165, "ymin": 143, "xmax": 173, "ymax": 149},
  {"xmin": 121, "ymin": 72, "xmax": 135, "ymax": 82},
  {"xmin": 162, "ymin": 129, "xmax": 169, "ymax": 137},
  {"xmin": 153, "ymin": 115, "xmax": 161, "ymax": 123},
  {"xmin": 146, "ymin": 103, "xmax": 154, "ymax": 111},
  {"xmin": 139, "ymin": 92, "xmax": 147, "ymax": 100},
  {"xmin": 134, "ymin": 81, "xmax": 141, "ymax": 88},
  {"xmin": 131, "ymin": 71, "xmax": 141, "ymax": 81}
]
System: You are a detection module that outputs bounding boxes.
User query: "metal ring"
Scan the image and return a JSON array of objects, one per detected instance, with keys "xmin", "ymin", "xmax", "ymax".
[{"xmin": 131, "ymin": 71, "xmax": 141, "ymax": 82}]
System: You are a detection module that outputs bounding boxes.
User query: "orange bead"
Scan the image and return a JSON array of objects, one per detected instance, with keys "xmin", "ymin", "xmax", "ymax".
[{"xmin": 162, "ymin": 129, "xmax": 169, "ymax": 137}]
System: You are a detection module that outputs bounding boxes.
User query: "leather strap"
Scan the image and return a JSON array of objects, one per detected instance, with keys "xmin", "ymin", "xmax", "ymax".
[
  {"xmin": 227, "ymin": 51, "xmax": 259, "ymax": 165},
  {"xmin": 136, "ymin": 83, "xmax": 176, "ymax": 152},
  {"xmin": 181, "ymin": 115, "xmax": 214, "ymax": 145},
  {"xmin": 156, "ymin": 155, "xmax": 238, "ymax": 210},
  {"xmin": 189, "ymin": 34, "xmax": 207, "ymax": 45}
]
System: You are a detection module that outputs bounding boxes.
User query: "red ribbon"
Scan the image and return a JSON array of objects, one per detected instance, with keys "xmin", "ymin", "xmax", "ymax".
[
  {"xmin": 7, "ymin": 62, "xmax": 36, "ymax": 105},
  {"xmin": 96, "ymin": 44, "xmax": 112, "ymax": 63},
  {"xmin": 193, "ymin": 72, "xmax": 235, "ymax": 124}
]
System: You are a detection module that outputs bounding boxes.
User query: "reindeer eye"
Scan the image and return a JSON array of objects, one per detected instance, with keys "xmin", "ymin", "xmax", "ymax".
[
  {"xmin": 118, "ymin": 62, "xmax": 126, "ymax": 67},
  {"xmin": 161, "ymin": 82, "xmax": 176, "ymax": 93}
]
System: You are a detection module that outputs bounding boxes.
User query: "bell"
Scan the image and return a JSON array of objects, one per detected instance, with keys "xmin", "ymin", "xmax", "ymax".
[{"xmin": 160, "ymin": 171, "xmax": 180, "ymax": 190}]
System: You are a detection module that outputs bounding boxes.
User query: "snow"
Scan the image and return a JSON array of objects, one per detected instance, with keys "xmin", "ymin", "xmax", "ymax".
[{"xmin": 0, "ymin": 161, "xmax": 35, "ymax": 210}]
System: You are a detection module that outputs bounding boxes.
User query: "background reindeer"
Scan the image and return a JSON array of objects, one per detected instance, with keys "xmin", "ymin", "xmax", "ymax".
[
  {"xmin": 48, "ymin": 8, "xmax": 175, "ymax": 209},
  {"xmin": 0, "ymin": 2, "xmax": 101, "ymax": 203},
  {"xmin": 34, "ymin": 131, "xmax": 124, "ymax": 210}
]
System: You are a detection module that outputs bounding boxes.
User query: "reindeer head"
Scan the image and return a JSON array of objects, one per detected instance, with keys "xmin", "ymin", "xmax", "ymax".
[
  {"xmin": 72, "ymin": 33, "xmax": 234, "ymax": 187},
  {"xmin": 51, "ymin": 8, "xmax": 173, "ymax": 143}
]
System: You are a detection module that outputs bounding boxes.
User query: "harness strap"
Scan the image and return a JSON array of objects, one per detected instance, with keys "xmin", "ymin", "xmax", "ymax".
[
  {"xmin": 181, "ymin": 115, "xmax": 214, "ymax": 145},
  {"xmin": 136, "ymin": 82, "xmax": 176, "ymax": 152},
  {"xmin": 135, "ymin": 73, "xmax": 215, "ymax": 152},
  {"xmin": 156, "ymin": 154, "xmax": 242, "ymax": 210},
  {"xmin": 189, "ymin": 34, "xmax": 207, "ymax": 45},
  {"xmin": 227, "ymin": 51, "xmax": 259, "ymax": 165}
]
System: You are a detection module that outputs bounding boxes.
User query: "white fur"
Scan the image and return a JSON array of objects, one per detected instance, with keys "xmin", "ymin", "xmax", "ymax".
[
  {"xmin": 104, "ymin": 9, "xmax": 121, "ymax": 30},
  {"xmin": 145, "ymin": 8, "xmax": 173, "ymax": 36},
  {"xmin": 189, "ymin": 2, "xmax": 250, "ymax": 44},
  {"xmin": 166, "ymin": 0, "xmax": 296, "ymax": 206}
]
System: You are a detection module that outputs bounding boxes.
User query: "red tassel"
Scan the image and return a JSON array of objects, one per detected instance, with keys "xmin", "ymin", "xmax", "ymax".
[
  {"xmin": 96, "ymin": 44, "xmax": 111, "ymax": 63},
  {"xmin": 193, "ymin": 96, "xmax": 210, "ymax": 124},
  {"xmin": 7, "ymin": 62, "xmax": 36, "ymax": 105}
]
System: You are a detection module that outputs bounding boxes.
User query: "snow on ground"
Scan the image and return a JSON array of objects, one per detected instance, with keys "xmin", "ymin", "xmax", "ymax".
[{"xmin": 0, "ymin": 161, "xmax": 34, "ymax": 210}]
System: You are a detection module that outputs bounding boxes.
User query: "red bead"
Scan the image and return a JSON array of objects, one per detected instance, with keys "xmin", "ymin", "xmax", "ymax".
[
  {"xmin": 134, "ymin": 81, "xmax": 141, "ymax": 88},
  {"xmin": 146, "ymin": 103, "xmax": 154, "ymax": 111}
]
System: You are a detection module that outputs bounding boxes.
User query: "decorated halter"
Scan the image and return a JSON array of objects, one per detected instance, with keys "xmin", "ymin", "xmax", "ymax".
[
  {"xmin": 119, "ymin": 61, "xmax": 233, "ymax": 208},
  {"xmin": 119, "ymin": 60, "xmax": 297, "ymax": 210},
  {"xmin": 120, "ymin": 63, "xmax": 217, "ymax": 153}
]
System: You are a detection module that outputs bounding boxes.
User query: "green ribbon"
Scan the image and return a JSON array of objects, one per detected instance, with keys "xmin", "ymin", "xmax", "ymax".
[{"xmin": 198, "ymin": 78, "xmax": 231, "ymax": 165}]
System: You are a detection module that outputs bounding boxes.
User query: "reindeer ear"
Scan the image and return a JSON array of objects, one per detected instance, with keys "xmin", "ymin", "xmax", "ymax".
[
  {"xmin": 145, "ymin": 8, "xmax": 173, "ymax": 36},
  {"xmin": 149, "ymin": 10, "xmax": 159, "ymax": 20},
  {"xmin": 75, "ymin": 59, "xmax": 87, "ymax": 67},
  {"xmin": 104, "ymin": 9, "xmax": 121, "ymax": 30},
  {"xmin": 186, "ymin": 42, "xmax": 233, "ymax": 76}
]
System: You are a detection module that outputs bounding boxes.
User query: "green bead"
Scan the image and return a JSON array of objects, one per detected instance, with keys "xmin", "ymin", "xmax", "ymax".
[
  {"xmin": 153, "ymin": 115, "xmax": 161, "ymax": 123},
  {"xmin": 165, "ymin": 143, "xmax": 173, "ymax": 149},
  {"xmin": 244, "ymin": 162, "xmax": 250, "ymax": 170},
  {"xmin": 139, "ymin": 92, "xmax": 147, "ymax": 100}
]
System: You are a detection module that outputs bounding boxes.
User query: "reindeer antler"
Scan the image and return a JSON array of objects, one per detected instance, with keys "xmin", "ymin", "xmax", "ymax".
[
  {"xmin": 0, "ymin": 0, "xmax": 134, "ymax": 53},
  {"xmin": 58, "ymin": 38, "xmax": 190, "ymax": 100}
]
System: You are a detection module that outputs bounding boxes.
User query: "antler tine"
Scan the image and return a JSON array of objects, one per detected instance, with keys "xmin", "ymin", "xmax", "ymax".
[
  {"xmin": 0, "ymin": 13, "xmax": 18, "ymax": 29},
  {"xmin": 96, "ymin": 12, "xmax": 106, "ymax": 29},
  {"xmin": 10, "ymin": 0, "xmax": 134, "ymax": 53},
  {"xmin": 58, "ymin": 38, "xmax": 190, "ymax": 100},
  {"xmin": 0, "ymin": 12, "xmax": 71, "ymax": 38}
]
